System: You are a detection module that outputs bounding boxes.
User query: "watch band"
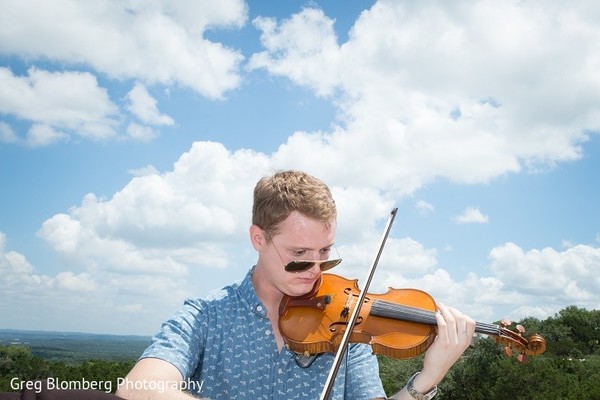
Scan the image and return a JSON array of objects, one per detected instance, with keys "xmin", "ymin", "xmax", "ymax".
[{"xmin": 406, "ymin": 372, "xmax": 438, "ymax": 400}]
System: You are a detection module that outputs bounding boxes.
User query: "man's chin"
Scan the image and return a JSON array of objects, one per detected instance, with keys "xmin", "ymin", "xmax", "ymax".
[{"xmin": 286, "ymin": 278, "xmax": 318, "ymax": 297}]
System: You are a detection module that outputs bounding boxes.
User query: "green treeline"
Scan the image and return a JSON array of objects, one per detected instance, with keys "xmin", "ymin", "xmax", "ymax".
[{"xmin": 1, "ymin": 306, "xmax": 599, "ymax": 398}]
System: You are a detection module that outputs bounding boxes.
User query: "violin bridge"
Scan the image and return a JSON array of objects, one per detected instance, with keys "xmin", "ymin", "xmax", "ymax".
[{"xmin": 340, "ymin": 291, "xmax": 356, "ymax": 319}]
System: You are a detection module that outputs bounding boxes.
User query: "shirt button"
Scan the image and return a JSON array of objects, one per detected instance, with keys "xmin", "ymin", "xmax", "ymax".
[
  {"xmin": 265, "ymin": 329, "xmax": 270, "ymax": 335},
  {"xmin": 256, "ymin": 305, "xmax": 263, "ymax": 312}
]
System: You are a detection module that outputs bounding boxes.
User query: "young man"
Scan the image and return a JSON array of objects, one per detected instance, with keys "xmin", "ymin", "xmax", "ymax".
[{"xmin": 117, "ymin": 170, "xmax": 475, "ymax": 399}]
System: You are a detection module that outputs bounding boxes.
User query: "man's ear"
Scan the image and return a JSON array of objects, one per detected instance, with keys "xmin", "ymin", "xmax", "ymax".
[{"xmin": 249, "ymin": 224, "xmax": 266, "ymax": 251}]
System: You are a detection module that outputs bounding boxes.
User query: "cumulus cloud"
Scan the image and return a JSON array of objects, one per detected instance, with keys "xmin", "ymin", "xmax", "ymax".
[
  {"xmin": 4, "ymin": 134, "xmax": 597, "ymax": 330},
  {"xmin": 489, "ymin": 243, "xmax": 600, "ymax": 304},
  {"xmin": 4, "ymin": 142, "xmax": 269, "ymax": 331},
  {"xmin": 454, "ymin": 206, "xmax": 489, "ymax": 224},
  {"xmin": 0, "ymin": 0, "xmax": 246, "ymax": 99},
  {"xmin": 0, "ymin": 1, "xmax": 247, "ymax": 146},
  {"xmin": 125, "ymin": 83, "xmax": 174, "ymax": 126},
  {"xmin": 128, "ymin": 164, "xmax": 160, "ymax": 177},
  {"xmin": 126, "ymin": 123, "xmax": 157, "ymax": 142},
  {"xmin": 251, "ymin": 1, "xmax": 600, "ymax": 192},
  {"xmin": 415, "ymin": 200, "xmax": 435, "ymax": 215},
  {"xmin": 358, "ymin": 241, "xmax": 600, "ymax": 324},
  {"xmin": 0, "ymin": 121, "xmax": 17, "ymax": 143},
  {"xmin": 37, "ymin": 142, "xmax": 270, "ymax": 267},
  {"xmin": 0, "ymin": 67, "xmax": 118, "ymax": 145},
  {"xmin": 249, "ymin": 8, "xmax": 341, "ymax": 97},
  {"xmin": 26, "ymin": 123, "xmax": 69, "ymax": 147},
  {"xmin": 1, "ymin": 232, "xmax": 92, "ymax": 304},
  {"xmin": 1, "ymin": 235, "xmax": 36, "ymax": 281},
  {"xmin": 0, "ymin": 226, "xmax": 192, "ymax": 333}
]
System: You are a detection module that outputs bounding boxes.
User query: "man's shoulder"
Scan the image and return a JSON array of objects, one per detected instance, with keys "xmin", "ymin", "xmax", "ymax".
[{"xmin": 184, "ymin": 269, "xmax": 253, "ymax": 308}]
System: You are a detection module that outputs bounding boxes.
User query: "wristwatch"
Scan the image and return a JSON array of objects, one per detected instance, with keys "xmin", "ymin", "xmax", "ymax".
[{"xmin": 406, "ymin": 372, "xmax": 438, "ymax": 400}]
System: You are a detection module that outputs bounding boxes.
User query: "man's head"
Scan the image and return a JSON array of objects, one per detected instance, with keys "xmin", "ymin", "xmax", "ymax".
[{"xmin": 252, "ymin": 170, "xmax": 336, "ymax": 241}]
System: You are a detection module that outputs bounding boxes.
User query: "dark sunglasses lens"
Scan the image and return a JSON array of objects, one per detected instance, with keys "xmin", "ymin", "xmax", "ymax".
[
  {"xmin": 285, "ymin": 261, "xmax": 315, "ymax": 272},
  {"xmin": 285, "ymin": 259, "xmax": 342, "ymax": 272},
  {"xmin": 320, "ymin": 259, "xmax": 342, "ymax": 271}
]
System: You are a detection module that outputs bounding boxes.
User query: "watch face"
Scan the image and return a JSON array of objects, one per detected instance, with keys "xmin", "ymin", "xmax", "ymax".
[
  {"xmin": 408, "ymin": 387, "xmax": 437, "ymax": 400},
  {"xmin": 410, "ymin": 388, "xmax": 437, "ymax": 400},
  {"xmin": 407, "ymin": 373, "xmax": 437, "ymax": 400}
]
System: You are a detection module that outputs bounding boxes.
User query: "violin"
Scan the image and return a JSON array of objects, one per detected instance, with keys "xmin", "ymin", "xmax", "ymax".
[{"xmin": 279, "ymin": 273, "xmax": 547, "ymax": 362}]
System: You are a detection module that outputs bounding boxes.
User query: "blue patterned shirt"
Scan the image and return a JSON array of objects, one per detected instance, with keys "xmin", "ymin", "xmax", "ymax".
[{"xmin": 141, "ymin": 267, "xmax": 386, "ymax": 399}]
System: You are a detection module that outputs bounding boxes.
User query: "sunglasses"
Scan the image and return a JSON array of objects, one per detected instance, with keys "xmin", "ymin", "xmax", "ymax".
[
  {"xmin": 270, "ymin": 238, "xmax": 342, "ymax": 272},
  {"xmin": 284, "ymin": 258, "xmax": 342, "ymax": 272}
]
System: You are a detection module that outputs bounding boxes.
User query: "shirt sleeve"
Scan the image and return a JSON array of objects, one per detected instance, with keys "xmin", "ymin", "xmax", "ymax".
[
  {"xmin": 139, "ymin": 298, "xmax": 208, "ymax": 379},
  {"xmin": 345, "ymin": 343, "xmax": 387, "ymax": 399}
]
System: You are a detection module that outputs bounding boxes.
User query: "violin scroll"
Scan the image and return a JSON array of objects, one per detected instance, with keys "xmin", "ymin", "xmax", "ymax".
[{"xmin": 495, "ymin": 319, "xmax": 547, "ymax": 363}]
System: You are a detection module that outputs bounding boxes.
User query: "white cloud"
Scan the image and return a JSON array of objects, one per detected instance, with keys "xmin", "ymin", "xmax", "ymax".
[
  {"xmin": 361, "ymin": 241, "xmax": 600, "ymax": 325},
  {"xmin": 250, "ymin": 1, "xmax": 600, "ymax": 192},
  {"xmin": 3, "ymin": 132, "xmax": 598, "ymax": 332},
  {"xmin": 118, "ymin": 304, "xmax": 143, "ymax": 313},
  {"xmin": 25, "ymin": 123, "xmax": 69, "ymax": 147},
  {"xmin": 34, "ymin": 141, "xmax": 269, "ymax": 284},
  {"xmin": 415, "ymin": 200, "xmax": 434, "ymax": 215},
  {"xmin": 0, "ymin": 226, "xmax": 195, "ymax": 333},
  {"xmin": 454, "ymin": 206, "xmax": 489, "ymax": 224},
  {"xmin": 0, "ymin": 67, "xmax": 115, "ymax": 125},
  {"xmin": 128, "ymin": 164, "xmax": 160, "ymax": 177},
  {"xmin": 249, "ymin": 8, "xmax": 341, "ymax": 97},
  {"xmin": 1, "ymin": 240, "xmax": 34, "ymax": 276},
  {"xmin": 126, "ymin": 83, "xmax": 174, "ymax": 126},
  {"xmin": 54, "ymin": 271, "xmax": 97, "ymax": 292},
  {"xmin": 126, "ymin": 123, "xmax": 157, "ymax": 142},
  {"xmin": 334, "ymin": 236, "xmax": 438, "ymax": 287},
  {"xmin": 0, "ymin": 0, "xmax": 246, "ymax": 147},
  {"xmin": 0, "ymin": 121, "xmax": 17, "ymax": 143},
  {"xmin": 38, "ymin": 212, "xmax": 191, "ymax": 275},
  {"xmin": 0, "ymin": 67, "xmax": 119, "ymax": 145},
  {"xmin": 0, "ymin": 0, "xmax": 246, "ymax": 99},
  {"xmin": 488, "ymin": 242, "xmax": 600, "ymax": 305}
]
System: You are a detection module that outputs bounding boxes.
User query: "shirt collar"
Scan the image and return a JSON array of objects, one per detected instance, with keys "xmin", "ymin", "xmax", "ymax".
[{"xmin": 238, "ymin": 266, "xmax": 268, "ymax": 317}]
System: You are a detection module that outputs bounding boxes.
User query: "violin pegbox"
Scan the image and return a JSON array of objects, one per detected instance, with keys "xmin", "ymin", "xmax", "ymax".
[{"xmin": 497, "ymin": 318, "xmax": 546, "ymax": 363}]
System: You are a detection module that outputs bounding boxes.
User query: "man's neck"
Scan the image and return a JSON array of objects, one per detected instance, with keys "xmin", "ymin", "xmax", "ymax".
[{"xmin": 252, "ymin": 264, "xmax": 284, "ymax": 309}]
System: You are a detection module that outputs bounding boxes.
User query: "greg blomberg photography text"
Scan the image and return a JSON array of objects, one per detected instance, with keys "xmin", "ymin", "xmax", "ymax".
[{"xmin": 10, "ymin": 377, "xmax": 204, "ymax": 394}]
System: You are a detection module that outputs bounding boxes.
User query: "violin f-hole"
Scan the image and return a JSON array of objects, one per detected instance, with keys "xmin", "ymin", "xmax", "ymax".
[{"xmin": 329, "ymin": 317, "xmax": 364, "ymax": 332}]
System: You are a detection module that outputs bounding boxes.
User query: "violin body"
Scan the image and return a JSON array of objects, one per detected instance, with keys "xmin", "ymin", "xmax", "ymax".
[
  {"xmin": 279, "ymin": 273, "xmax": 438, "ymax": 359},
  {"xmin": 279, "ymin": 273, "xmax": 546, "ymax": 361}
]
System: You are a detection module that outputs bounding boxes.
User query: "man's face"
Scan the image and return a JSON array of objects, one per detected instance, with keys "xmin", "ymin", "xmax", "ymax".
[{"xmin": 263, "ymin": 211, "xmax": 337, "ymax": 297}]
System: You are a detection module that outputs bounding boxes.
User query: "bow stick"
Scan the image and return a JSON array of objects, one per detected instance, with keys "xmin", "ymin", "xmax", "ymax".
[{"xmin": 319, "ymin": 208, "xmax": 398, "ymax": 400}]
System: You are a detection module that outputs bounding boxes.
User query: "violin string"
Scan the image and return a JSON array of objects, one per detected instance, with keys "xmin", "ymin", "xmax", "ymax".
[
  {"xmin": 371, "ymin": 300, "xmax": 501, "ymax": 336},
  {"xmin": 370, "ymin": 300, "xmax": 437, "ymax": 325}
]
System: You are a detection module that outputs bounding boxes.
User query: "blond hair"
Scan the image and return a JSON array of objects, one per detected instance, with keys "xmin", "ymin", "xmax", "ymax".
[{"xmin": 252, "ymin": 170, "xmax": 336, "ymax": 240}]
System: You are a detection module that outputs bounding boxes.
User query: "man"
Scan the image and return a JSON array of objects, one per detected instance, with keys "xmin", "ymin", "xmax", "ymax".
[{"xmin": 117, "ymin": 170, "xmax": 475, "ymax": 399}]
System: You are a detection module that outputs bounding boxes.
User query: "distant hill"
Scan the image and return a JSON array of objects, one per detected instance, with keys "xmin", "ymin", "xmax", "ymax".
[{"xmin": 0, "ymin": 329, "xmax": 151, "ymax": 364}]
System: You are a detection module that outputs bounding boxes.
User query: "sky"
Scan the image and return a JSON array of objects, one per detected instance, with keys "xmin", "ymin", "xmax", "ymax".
[{"xmin": 0, "ymin": 0, "xmax": 599, "ymax": 336}]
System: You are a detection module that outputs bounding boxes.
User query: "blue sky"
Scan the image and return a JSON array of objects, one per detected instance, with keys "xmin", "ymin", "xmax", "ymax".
[{"xmin": 1, "ymin": 0, "xmax": 599, "ymax": 335}]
